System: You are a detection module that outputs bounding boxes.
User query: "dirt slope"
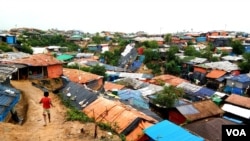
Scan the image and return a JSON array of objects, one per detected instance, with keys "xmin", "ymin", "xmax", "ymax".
[{"xmin": 0, "ymin": 80, "xmax": 121, "ymax": 141}]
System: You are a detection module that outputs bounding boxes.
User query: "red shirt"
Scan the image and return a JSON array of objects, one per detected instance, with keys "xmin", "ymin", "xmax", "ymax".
[{"xmin": 40, "ymin": 97, "xmax": 51, "ymax": 109}]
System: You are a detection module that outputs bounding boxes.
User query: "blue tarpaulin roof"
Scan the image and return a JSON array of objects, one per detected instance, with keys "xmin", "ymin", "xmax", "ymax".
[
  {"xmin": 0, "ymin": 85, "xmax": 20, "ymax": 121},
  {"xmin": 245, "ymin": 46, "xmax": 250, "ymax": 53},
  {"xmin": 118, "ymin": 89, "xmax": 149, "ymax": 109},
  {"xmin": 224, "ymin": 85, "xmax": 232, "ymax": 93},
  {"xmin": 144, "ymin": 120, "xmax": 204, "ymax": 141},
  {"xmin": 129, "ymin": 60, "xmax": 142, "ymax": 72},
  {"xmin": 231, "ymin": 87, "xmax": 244, "ymax": 95},
  {"xmin": 216, "ymin": 74, "xmax": 230, "ymax": 82},
  {"xmin": 118, "ymin": 89, "xmax": 142, "ymax": 100},
  {"xmin": 193, "ymin": 87, "xmax": 215, "ymax": 97},
  {"xmin": 223, "ymin": 86, "xmax": 244, "ymax": 95},
  {"xmin": 228, "ymin": 74, "xmax": 250, "ymax": 83},
  {"xmin": 139, "ymin": 55, "xmax": 145, "ymax": 62}
]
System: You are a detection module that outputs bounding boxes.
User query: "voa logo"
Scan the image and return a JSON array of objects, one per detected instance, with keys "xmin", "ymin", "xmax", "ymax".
[{"xmin": 226, "ymin": 129, "xmax": 246, "ymax": 136}]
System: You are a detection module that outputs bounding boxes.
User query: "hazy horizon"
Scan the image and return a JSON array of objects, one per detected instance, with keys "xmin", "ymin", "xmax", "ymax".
[{"xmin": 1, "ymin": 0, "xmax": 250, "ymax": 34}]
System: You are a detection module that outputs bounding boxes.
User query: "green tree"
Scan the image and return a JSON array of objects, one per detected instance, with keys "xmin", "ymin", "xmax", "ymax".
[
  {"xmin": 100, "ymin": 50, "xmax": 120, "ymax": 66},
  {"xmin": 143, "ymin": 49, "xmax": 160, "ymax": 63},
  {"xmin": 146, "ymin": 62, "xmax": 161, "ymax": 75},
  {"xmin": 166, "ymin": 45, "xmax": 179, "ymax": 61},
  {"xmin": 164, "ymin": 33, "xmax": 172, "ymax": 44},
  {"xmin": 90, "ymin": 64, "xmax": 106, "ymax": 76},
  {"xmin": 20, "ymin": 43, "xmax": 33, "ymax": 54},
  {"xmin": 142, "ymin": 41, "xmax": 159, "ymax": 48},
  {"xmin": 231, "ymin": 40, "xmax": 244, "ymax": 55},
  {"xmin": 187, "ymin": 40, "xmax": 194, "ymax": 46},
  {"xmin": 207, "ymin": 42, "xmax": 215, "ymax": 52},
  {"xmin": 165, "ymin": 60, "xmax": 181, "ymax": 75},
  {"xmin": 239, "ymin": 52, "xmax": 250, "ymax": 73},
  {"xmin": 184, "ymin": 46, "xmax": 200, "ymax": 57},
  {"xmin": 153, "ymin": 86, "xmax": 184, "ymax": 108},
  {"xmin": 211, "ymin": 56, "xmax": 220, "ymax": 62},
  {"xmin": 19, "ymin": 33, "xmax": 80, "ymax": 52},
  {"xmin": 200, "ymin": 47, "xmax": 213, "ymax": 61},
  {"xmin": 92, "ymin": 33, "xmax": 105, "ymax": 44},
  {"xmin": 118, "ymin": 39, "xmax": 130, "ymax": 47}
]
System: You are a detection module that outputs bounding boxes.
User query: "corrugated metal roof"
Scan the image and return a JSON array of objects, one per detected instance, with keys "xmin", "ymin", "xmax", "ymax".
[
  {"xmin": 114, "ymin": 77, "xmax": 148, "ymax": 89},
  {"xmin": 0, "ymin": 64, "xmax": 18, "ymax": 82},
  {"xmin": 103, "ymin": 81, "xmax": 125, "ymax": 92},
  {"xmin": 183, "ymin": 118, "xmax": 236, "ymax": 141},
  {"xmin": 189, "ymin": 57, "xmax": 207, "ymax": 64},
  {"xmin": 83, "ymin": 97, "xmax": 157, "ymax": 140},
  {"xmin": 0, "ymin": 85, "xmax": 20, "ymax": 121},
  {"xmin": 225, "ymin": 94, "xmax": 250, "ymax": 109},
  {"xmin": 177, "ymin": 105, "xmax": 199, "ymax": 115},
  {"xmin": 222, "ymin": 55, "xmax": 243, "ymax": 61},
  {"xmin": 76, "ymin": 53, "xmax": 94, "ymax": 58},
  {"xmin": 200, "ymin": 61, "xmax": 240, "ymax": 72},
  {"xmin": 106, "ymin": 71, "xmax": 154, "ymax": 79},
  {"xmin": 138, "ymin": 84, "xmax": 163, "ymax": 97},
  {"xmin": 177, "ymin": 82, "xmax": 202, "ymax": 95},
  {"xmin": 0, "ymin": 52, "xmax": 31, "ymax": 61},
  {"xmin": 7, "ymin": 53, "xmax": 63, "ymax": 66},
  {"xmin": 150, "ymin": 74, "xmax": 187, "ymax": 86},
  {"xmin": 126, "ymin": 120, "xmax": 153, "ymax": 141},
  {"xmin": 176, "ymin": 100, "xmax": 224, "ymax": 121},
  {"xmin": 82, "ymin": 60, "xmax": 126, "ymax": 72},
  {"xmin": 58, "ymin": 81, "xmax": 98, "ymax": 110},
  {"xmin": 63, "ymin": 68, "xmax": 103, "ymax": 84},
  {"xmin": 144, "ymin": 120, "xmax": 204, "ymax": 141},
  {"xmin": 206, "ymin": 69, "xmax": 227, "ymax": 79}
]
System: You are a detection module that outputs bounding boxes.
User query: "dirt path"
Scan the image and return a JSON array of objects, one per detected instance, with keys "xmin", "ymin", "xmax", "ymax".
[{"xmin": 0, "ymin": 80, "xmax": 121, "ymax": 141}]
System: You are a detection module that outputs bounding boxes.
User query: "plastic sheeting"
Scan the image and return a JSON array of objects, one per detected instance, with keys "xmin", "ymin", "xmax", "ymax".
[
  {"xmin": 129, "ymin": 60, "xmax": 142, "ymax": 72},
  {"xmin": 138, "ymin": 84, "xmax": 163, "ymax": 97},
  {"xmin": 144, "ymin": 120, "xmax": 204, "ymax": 141},
  {"xmin": 193, "ymin": 87, "xmax": 215, "ymax": 98},
  {"xmin": 231, "ymin": 87, "xmax": 244, "ymax": 95},
  {"xmin": 114, "ymin": 77, "xmax": 149, "ymax": 90},
  {"xmin": 118, "ymin": 89, "xmax": 149, "ymax": 109},
  {"xmin": 118, "ymin": 45, "xmax": 138, "ymax": 68},
  {"xmin": 177, "ymin": 82, "xmax": 202, "ymax": 95},
  {"xmin": 0, "ymin": 85, "xmax": 20, "ymax": 121},
  {"xmin": 228, "ymin": 74, "xmax": 250, "ymax": 83}
]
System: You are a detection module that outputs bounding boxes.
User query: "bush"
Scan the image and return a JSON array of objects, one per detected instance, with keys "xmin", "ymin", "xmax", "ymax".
[
  {"xmin": 66, "ymin": 108, "xmax": 94, "ymax": 122},
  {"xmin": 0, "ymin": 42, "xmax": 13, "ymax": 52}
]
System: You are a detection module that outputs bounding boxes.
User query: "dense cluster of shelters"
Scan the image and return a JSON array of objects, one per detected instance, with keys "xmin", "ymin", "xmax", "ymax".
[{"xmin": 1, "ymin": 29, "xmax": 250, "ymax": 141}]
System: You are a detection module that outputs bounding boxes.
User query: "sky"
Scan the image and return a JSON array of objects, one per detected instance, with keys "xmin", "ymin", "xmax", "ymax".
[{"xmin": 1, "ymin": 0, "xmax": 250, "ymax": 34}]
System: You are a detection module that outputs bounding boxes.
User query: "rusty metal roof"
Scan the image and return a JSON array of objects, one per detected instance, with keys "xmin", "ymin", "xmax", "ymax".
[
  {"xmin": 103, "ymin": 81, "xmax": 125, "ymax": 92},
  {"xmin": 7, "ymin": 53, "xmax": 63, "ymax": 66},
  {"xmin": 63, "ymin": 68, "xmax": 103, "ymax": 84}
]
